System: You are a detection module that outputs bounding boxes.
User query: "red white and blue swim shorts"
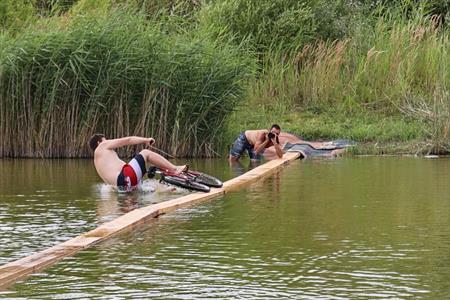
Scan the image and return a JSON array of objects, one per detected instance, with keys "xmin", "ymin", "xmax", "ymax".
[{"xmin": 116, "ymin": 154, "xmax": 146, "ymax": 192}]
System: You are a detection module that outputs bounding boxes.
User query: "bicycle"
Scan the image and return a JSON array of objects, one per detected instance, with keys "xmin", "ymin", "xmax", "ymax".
[{"xmin": 147, "ymin": 166, "xmax": 223, "ymax": 193}]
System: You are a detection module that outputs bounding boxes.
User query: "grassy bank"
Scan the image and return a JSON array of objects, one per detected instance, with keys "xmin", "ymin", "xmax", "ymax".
[
  {"xmin": 228, "ymin": 7, "xmax": 450, "ymax": 155},
  {"xmin": 226, "ymin": 107, "xmax": 429, "ymax": 155}
]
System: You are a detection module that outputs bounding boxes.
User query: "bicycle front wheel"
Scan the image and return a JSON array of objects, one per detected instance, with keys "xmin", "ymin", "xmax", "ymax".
[
  {"xmin": 192, "ymin": 172, "xmax": 223, "ymax": 188},
  {"xmin": 162, "ymin": 175, "xmax": 211, "ymax": 193}
]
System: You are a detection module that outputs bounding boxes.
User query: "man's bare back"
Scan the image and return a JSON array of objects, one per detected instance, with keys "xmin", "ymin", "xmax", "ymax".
[
  {"xmin": 244, "ymin": 129, "xmax": 268, "ymax": 146},
  {"xmin": 89, "ymin": 135, "xmax": 186, "ymax": 189},
  {"xmin": 94, "ymin": 144, "xmax": 126, "ymax": 185}
]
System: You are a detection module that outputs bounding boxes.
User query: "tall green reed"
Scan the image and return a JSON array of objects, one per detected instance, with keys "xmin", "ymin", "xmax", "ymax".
[
  {"xmin": 0, "ymin": 12, "xmax": 253, "ymax": 158},
  {"xmin": 0, "ymin": 0, "xmax": 36, "ymax": 34}
]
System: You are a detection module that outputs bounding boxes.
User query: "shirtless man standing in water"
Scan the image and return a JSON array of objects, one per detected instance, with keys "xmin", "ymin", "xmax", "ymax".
[
  {"xmin": 89, "ymin": 134, "xmax": 186, "ymax": 192},
  {"xmin": 229, "ymin": 124, "xmax": 284, "ymax": 161}
]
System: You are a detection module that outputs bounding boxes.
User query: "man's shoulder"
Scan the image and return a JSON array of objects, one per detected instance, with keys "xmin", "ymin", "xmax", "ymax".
[
  {"xmin": 256, "ymin": 129, "xmax": 268, "ymax": 138},
  {"xmin": 94, "ymin": 143, "xmax": 114, "ymax": 156}
]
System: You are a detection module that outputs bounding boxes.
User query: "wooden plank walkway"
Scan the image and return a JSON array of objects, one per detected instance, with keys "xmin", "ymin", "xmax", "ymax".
[{"xmin": 0, "ymin": 152, "xmax": 300, "ymax": 289}]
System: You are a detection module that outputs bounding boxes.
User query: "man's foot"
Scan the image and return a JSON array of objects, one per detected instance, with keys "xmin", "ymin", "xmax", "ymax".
[{"xmin": 174, "ymin": 165, "xmax": 188, "ymax": 175}]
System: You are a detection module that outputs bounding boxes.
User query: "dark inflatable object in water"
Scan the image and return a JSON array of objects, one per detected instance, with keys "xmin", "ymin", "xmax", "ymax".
[{"xmin": 283, "ymin": 139, "xmax": 356, "ymax": 158}]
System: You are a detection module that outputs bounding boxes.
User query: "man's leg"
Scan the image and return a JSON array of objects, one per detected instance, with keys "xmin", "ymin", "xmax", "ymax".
[
  {"xmin": 248, "ymin": 146, "xmax": 262, "ymax": 162},
  {"xmin": 229, "ymin": 159, "xmax": 245, "ymax": 175},
  {"xmin": 229, "ymin": 133, "xmax": 245, "ymax": 161},
  {"xmin": 139, "ymin": 149, "xmax": 186, "ymax": 174},
  {"xmin": 229, "ymin": 154, "xmax": 239, "ymax": 161}
]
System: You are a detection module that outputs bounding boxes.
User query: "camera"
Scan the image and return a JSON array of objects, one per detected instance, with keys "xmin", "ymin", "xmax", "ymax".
[{"xmin": 267, "ymin": 132, "xmax": 275, "ymax": 139}]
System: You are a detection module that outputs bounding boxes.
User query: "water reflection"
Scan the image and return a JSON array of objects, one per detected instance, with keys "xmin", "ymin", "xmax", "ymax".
[{"xmin": 228, "ymin": 158, "xmax": 263, "ymax": 176}]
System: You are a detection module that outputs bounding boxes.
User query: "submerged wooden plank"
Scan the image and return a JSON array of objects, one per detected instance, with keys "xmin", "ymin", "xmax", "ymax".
[
  {"xmin": 0, "ymin": 152, "xmax": 300, "ymax": 289},
  {"xmin": 223, "ymin": 152, "xmax": 299, "ymax": 192}
]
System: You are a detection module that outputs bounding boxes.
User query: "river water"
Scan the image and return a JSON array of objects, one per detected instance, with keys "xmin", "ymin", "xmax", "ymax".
[{"xmin": 0, "ymin": 157, "xmax": 450, "ymax": 299}]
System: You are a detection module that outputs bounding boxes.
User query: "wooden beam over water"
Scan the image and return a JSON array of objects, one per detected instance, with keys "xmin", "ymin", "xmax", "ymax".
[{"xmin": 0, "ymin": 152, "xmax": 300, "ymax": 289}]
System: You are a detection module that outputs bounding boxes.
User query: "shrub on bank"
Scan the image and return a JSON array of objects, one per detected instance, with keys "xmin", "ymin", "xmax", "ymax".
[
  {"xmin": 0, "ymin": 0, "xmax": 36, "ymax": 34},
  {"xmin": 197, "ymin": 0, "xmax": 362, "ymax": 53}
]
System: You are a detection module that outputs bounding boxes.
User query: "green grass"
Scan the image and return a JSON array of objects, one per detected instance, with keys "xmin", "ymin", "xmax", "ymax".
[
  {"xmin": 227, "ymin": 105, "xmax": 426, "ymax": 141},
  {"xmin": 225, "ymin": 100, "xmax": 435, "ymax": 156}
]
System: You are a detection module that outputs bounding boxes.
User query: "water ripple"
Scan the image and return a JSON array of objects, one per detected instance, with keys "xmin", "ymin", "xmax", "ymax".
[{"xmin": 1, "ymin": 158, "xmax": 450, "ymax": 298}]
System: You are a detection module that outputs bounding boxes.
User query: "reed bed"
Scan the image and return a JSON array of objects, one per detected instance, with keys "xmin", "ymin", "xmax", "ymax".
[{"xmin": 0, "ymin": 13, "xmax": 252, "ymax": 158}]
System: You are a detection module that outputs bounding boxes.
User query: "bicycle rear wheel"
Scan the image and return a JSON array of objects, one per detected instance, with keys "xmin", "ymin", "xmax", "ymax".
[
  {"xmin": 162, "ymin": 175, "xmax": 211, "ymax": 193},
  {"xmin": 191, "ymin": 172, "xmax": 223, "ymax": 188}
]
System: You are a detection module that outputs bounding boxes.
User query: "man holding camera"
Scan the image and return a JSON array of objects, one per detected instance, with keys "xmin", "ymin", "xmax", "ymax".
[{"xmin": 229, "ymin": 124, "xmax": 284, "ymax": 161}]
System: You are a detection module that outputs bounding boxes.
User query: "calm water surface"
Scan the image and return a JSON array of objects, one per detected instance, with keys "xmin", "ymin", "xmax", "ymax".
[{"xmin": 1, "ymin": 157, "xmax": 450, "ymax": 299}]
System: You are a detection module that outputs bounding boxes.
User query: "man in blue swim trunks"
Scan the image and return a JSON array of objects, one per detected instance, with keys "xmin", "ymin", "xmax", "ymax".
[
  {"xmin": 229, "ymin": 124, "xmax": 284, "ymax": 161},
  {"xmin": 89, "ymin": 134, "xmax": 186, "ymax": 192}
]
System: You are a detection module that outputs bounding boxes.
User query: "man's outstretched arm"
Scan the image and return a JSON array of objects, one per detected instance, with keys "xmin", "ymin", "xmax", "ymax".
[{"xmin": 102, "ymin": 136, "xmax": 155, "ymax": 150}]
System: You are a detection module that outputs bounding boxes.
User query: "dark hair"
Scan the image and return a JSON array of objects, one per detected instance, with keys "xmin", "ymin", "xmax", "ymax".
[
  {"xmin": 270, "ymin": 124, "xmax": 281, "ymax": 131},
  {"xmin": 89, "ymin": 133, "xmax": 105, "ymax": 151}
]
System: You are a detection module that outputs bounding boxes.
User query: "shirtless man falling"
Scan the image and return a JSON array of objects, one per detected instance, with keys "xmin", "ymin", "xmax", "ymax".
[
  {"xmin": 228, "ymin": 124, "xmax": 284, "ymax": 161},
  {"xmin": 89, "ymin": 134, "xmax": 186, "ymax": 192}
]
